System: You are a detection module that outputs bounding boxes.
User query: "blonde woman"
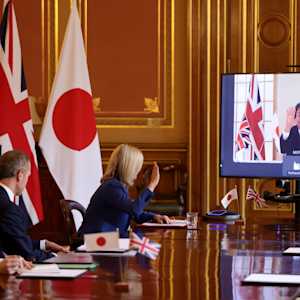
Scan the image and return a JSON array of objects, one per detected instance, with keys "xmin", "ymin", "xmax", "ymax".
[{"xmin": 78, "ymin": 144, "xmax": 171, "ymax": 238}]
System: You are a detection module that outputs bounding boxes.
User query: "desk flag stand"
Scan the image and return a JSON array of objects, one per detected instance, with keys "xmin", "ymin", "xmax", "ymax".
[{"xmin": 203, "ymin": 186, "xmax": 241, "ymax": 221}]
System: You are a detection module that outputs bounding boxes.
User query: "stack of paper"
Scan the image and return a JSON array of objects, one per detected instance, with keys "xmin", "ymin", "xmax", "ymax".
[
  {"xmin": 243, "ymin": 273, "xmax": 300, "ymax": 285},
  {"xmin": 141, "ymin": 220, "xmax": 187, "ymax": 227},
  {"xmin": 17, "ymin": 264, "xmax": 87, "ymax": 279},
  {"xmin": 283, "ymin": 247, "xmax": 300, "ymax": 255}
]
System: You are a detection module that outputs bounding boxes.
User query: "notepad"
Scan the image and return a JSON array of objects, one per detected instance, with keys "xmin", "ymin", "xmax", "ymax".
[
  {"xmin": 141, "ymin": 220, "xmax": 187, "ymax": 228},
  {"xmin": 17, "ymin": 264, "xmax": 86, "ymax": 279},
  {"xmin": 283, "ymin": 247, "xmax": 300, "ymax": 255},
  {"xmin": 243, "ymin": 273, "xmax": 300, "ymax": 285}
]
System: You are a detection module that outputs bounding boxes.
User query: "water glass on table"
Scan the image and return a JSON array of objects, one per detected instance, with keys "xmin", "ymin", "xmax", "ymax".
[{"xmin": 186, "ymin": 212, "xmax": 198, "ymax": 229}]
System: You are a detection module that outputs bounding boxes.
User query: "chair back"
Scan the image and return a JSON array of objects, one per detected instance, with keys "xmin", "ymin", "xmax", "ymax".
[{"xmin": 60, "ymin": 199, "xmax": 86, "ymax": 247}]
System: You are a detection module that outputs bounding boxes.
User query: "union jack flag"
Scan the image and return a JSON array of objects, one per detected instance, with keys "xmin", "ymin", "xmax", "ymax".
[
  {"xmin": 246, "ymin": 186, "xmax": 268, "ymax": 208},
  {"xmin": 235, "ymin": 75, "xmax": 265, "ymax": 160},
  {"xmin": 130, "ymin": 232, "xmax": 161, "ymax": 260},
  {"xmin": 236, "ymin": 119, "xmax": 251, "ymax": 151},
  {"xmin": 0, "ymin": 0, "xmax": 43, "ymax": 224}
]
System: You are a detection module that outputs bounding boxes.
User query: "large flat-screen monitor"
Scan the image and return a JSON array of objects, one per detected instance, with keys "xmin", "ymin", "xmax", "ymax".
[{"xmin": 220, "ymin": 73, "xmax": 300, "ymax": 178}]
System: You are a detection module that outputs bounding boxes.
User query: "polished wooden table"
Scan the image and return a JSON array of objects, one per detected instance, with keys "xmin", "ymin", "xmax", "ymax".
[{"xmin": 2, "ymin": 220, "xmax": 300, "ymax": 299}]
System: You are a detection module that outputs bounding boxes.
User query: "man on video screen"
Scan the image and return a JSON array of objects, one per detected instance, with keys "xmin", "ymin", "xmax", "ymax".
[{"xmin": 280, "ymin": 102, "xmax": 300, "ymax": 155}]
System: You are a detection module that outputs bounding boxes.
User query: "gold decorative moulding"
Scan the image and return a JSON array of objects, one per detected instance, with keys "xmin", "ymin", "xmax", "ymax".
[
  {"xmin": 144, "ymin": 97, "xmax": 160, "ymax": 113},
  {"xmin": 92, "ymin": 97, "xmax": 101, "ymax": 113}
]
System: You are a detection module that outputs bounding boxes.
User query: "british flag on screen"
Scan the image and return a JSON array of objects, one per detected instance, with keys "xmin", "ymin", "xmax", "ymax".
[
  {"xmin": 235, "ymin": 119, "xmax": 251, "ymax": 151},
  {"xmin": 0, "ymin": 0, "xmax": 43, "ymax": 224},
  {"xmin": 236, "ymin": 74, "xmax": 265, "ymax": 160}
]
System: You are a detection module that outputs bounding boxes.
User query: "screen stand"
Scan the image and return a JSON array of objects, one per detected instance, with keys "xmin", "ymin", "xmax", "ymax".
[{"xmin": 295, "ymin": 180, "xmax": 300, "ymax": 223}]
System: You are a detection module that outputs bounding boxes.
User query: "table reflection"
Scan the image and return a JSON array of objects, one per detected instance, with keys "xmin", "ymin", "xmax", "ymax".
[{"xmin": 2, "ymin": 222, "xmax": 300, "ymax": 299}]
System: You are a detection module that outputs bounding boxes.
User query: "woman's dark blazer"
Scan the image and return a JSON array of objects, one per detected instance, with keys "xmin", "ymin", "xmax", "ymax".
[{"xmin": 78, "ymin": 178, "xmax": 155, "ymax": 238}]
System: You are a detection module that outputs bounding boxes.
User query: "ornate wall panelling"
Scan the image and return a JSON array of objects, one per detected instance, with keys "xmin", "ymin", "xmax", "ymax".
[
  {"xmin": 30, "ymin": 0, "xmax": 187, "ymax": 144},
  {"xmin": 189, "ymin": 0, "xmax": 230, "ymax": 214},
  {"xmin": 258, "ymin": 0, "xmax": 293, "ymax": 72},
  {"xmin": 87, "ymin": 0, "xmax": 171, "ymax": 126},
  {"xmin": 188, "ymin": 0, "xmax": 201, "ymax": 212},
  {"xmin": 81, "ymin": 0, "xmax": 188, "ymax": 147}
]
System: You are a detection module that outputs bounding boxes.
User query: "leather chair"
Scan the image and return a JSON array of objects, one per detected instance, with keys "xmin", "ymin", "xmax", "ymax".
[{"xmin": 59, "ymin": 199, "xmax": 86, "ymax": 249}]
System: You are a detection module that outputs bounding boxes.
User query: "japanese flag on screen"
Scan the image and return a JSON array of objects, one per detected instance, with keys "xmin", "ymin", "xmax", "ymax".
[
  {"xmin": 84, "ymin": 232, "xmax": 120, "ymax": 251},
  {"xmin": 39, "ymin": 1, "xmax": 102, "ymax": 217},
  {"xmin": 221, "ymin": 187, "xmax": 238, "ymax": 209},
  {"xmin": 271, "ymin": 113, "xmax": 281, "ymax": 153}
]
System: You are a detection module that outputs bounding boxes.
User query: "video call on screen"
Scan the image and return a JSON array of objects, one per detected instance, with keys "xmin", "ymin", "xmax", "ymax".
[{"xmin": 220, "ymin": 73, "xmax": 300, "ymax": 178}]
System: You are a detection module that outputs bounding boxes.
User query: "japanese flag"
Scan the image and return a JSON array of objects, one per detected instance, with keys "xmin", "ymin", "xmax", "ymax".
[
  {"xmin": 84, "ymin": 232, "xmax": 120, "ymax": 251},
  {"xmin": 221, "ymin": 187, "xmax": 238, "ymax": 209},
  {"xmin": 39, "ymin": 1, "xmax": 102, "ymax": 221}
]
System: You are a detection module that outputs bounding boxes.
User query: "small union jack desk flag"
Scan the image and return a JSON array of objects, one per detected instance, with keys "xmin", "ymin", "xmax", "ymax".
[
  {"xmin": 246, "ymin": 186, "xmax": 268, "ymax": 208},
  {"xmin": 130, "ymin": 232, "xmax": 161, "ymax": 260}
]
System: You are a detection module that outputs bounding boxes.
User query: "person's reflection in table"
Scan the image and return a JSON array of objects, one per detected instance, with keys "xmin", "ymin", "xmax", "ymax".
[{"xmin": 0, "ymin": 276, "xmax": 21, "ymax": 298}]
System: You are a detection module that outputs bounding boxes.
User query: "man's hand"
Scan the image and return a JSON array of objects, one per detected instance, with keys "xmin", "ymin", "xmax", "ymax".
[
  {"xmin": 285, "ymin": 107, "xmax": 296, "ymax": 132},
  {"xmin": 153, "ymin": 214, "xmax": 172, "ymax": 224},
  {"xmin": 0, "ymin": 256, "xmax": 32, "ymax": 275},
  {"xmin": 45, "ymin": 240, "xmax": 70, "ymax": 253}
]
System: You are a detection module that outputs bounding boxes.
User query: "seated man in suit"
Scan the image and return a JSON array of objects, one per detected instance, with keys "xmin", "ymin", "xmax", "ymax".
[
  {"xmin": 0, "ymin": 150, "xmax": 69, "ymax": 261},
  {"xmin": 280, "ymin": 103, "xmax": 300, "ymax": 155}
]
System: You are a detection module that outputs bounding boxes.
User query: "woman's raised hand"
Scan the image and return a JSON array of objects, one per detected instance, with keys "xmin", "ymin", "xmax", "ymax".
[
  {"xmin": 285, "ymin": 106, "xmax": 296, "ymax": 133},
  {"xmin": 147, "ymin": 162, "xmax": 160, "ymax": 192}
]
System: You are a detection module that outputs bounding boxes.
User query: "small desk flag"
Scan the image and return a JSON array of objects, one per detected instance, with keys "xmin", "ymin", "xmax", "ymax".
[
  {"xmin": 221, "ymin": 187, "xmax": 238, "ymax": 209},
  {"xmin": 246, "ymin": 186, "xmax": 268, "ymax": 208},
  {"xmin": 130, "ymin": 232, "xmax": 161, "ymax": 260},
  {"xmin": 84, "ymin": 232, "xmax": 119, "ymax": 251}
]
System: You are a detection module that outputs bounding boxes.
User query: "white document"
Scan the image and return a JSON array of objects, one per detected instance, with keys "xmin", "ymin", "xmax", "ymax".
[
  {"xmin": 283, "ymin": 247, "xmax": 300, "ymax": 254},
  {"xmin": 31, "ymin": 264, "xmax": 60, "ymax": 273},
  {"xmin": 243, "ymin": 273, "xmax": 300, "ymax": 284},
  {"xmin": 18, "ymin": 268, "xmax": 86, "ymax": 279},
  {"xmin": 141, "ymin": 220, "xmax": 187, "ymax": 227}
]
